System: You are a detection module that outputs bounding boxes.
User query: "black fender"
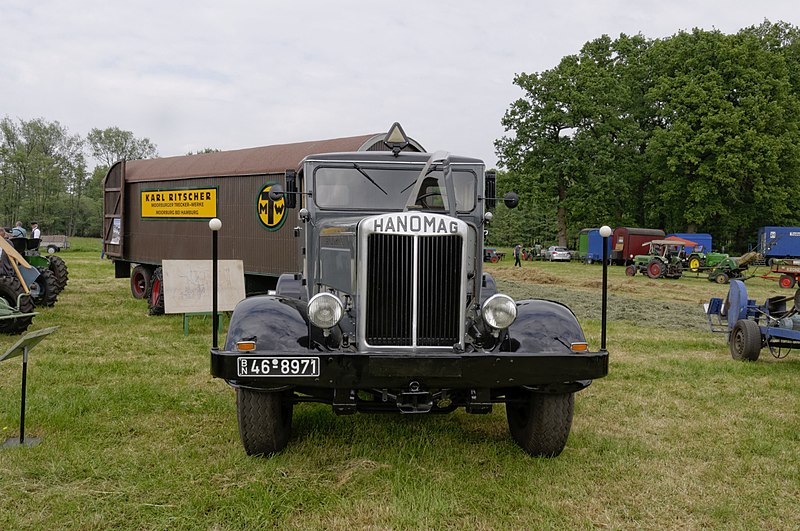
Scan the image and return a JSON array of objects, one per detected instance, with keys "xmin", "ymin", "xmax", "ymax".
[
  {"xmin": 503, "ymin": 299, "xmax": 586, "ymax": 353},
  {"xmin": 224, "ymin": 295, "xmax": 312, "ymax": 351}
]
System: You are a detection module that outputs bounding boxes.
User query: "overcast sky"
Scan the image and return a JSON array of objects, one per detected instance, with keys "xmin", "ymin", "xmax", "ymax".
[{"xmin": 1, "ymin": 1, "xmax": 796, "ymax": 169}]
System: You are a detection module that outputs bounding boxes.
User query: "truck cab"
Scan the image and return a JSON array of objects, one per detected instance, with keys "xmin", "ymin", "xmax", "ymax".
[{"xmin": 211, "ymin": 124, "xmax": 609, "ymax": 457}]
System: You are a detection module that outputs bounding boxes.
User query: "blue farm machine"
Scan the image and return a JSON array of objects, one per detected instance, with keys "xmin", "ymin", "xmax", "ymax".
[{"xmin": 706, "ymin": 279, "xmax": 800, "ymax": 361}]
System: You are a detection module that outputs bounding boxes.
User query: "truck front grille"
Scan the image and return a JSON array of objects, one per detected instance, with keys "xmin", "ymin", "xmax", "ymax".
[{"xmin": 365, "ymin": 233, "xmax": 463, "ymax": 347}]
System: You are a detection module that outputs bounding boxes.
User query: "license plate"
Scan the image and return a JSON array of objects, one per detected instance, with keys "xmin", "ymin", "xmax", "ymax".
[{"xmin": 237, "ymin": 356, "xmax": 320, "ymax": 377}]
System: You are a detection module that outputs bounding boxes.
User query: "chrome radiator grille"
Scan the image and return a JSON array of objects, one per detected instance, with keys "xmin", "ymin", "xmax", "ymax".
[{"xmin": 365, "ymin": 233, "xmax": 463, "ymax": 347}]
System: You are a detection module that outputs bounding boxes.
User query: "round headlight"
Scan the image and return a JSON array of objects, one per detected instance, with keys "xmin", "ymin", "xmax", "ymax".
[
  {"xmin": 308, "ymin": 292, "xmax": 344, "ymax": 329},
  {"xmin": 482, "ymin": 294, "xmax": 517, "ymax": 330}
]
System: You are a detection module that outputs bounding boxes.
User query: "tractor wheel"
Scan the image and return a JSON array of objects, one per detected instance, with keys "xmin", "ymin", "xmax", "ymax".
[
  {"xmin": 148, "ymin": 267, "xmax": 165, "ymax": 315},
  {"xmin": 506, "ymin": 389, "xmax": 574, "ymax": 457},
  {"xmin": 236, "ymin": 388, "xmax": 293, "ymax": 456},
  {"xmin": 714, "ymin": 272, "xmax": 729, "ymax": 284},
  {"xmin": 730, "ymin": 319, "xmax": 761, "ymax": 361},
  {"xmin": 131, "ymin": 265, "xmax": 152, "ymax": 299},
  {"xmin": 647, "ymin": 260, "xmax": 664, "ymax": 279},
  {"xmin": 491, "ymin": 255, "xmax": 499, "ymax": 263},
  {"xmin": 29, "ymin": 269, "xmax": 59, "ymax": 307},
  {"xmin": 779, "ymin": 274, "xmax": 796, "ymax": 289},
  {"xmin": 687, "ymin": 255, "xmax": 702, "ymax": 272},
  {"xmin": 47, "ymin": 255, "xmax": 68, "ymax": 293},
  {"xmin": 0, "ymin": 276, "xmax": 35, "ymax": 334},
  {"xmin": 625, "ymin": 265, "xmax": 636, "ymax": 276}
]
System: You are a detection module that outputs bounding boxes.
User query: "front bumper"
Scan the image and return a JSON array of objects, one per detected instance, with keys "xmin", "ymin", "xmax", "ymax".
[{"xmin": 211, "ymin": 348, "xmax": 609, "ymax": 390}]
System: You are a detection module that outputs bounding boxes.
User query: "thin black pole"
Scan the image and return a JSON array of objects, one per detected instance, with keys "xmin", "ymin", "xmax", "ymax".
[
  {"xmin": 601, "ymin": 234, "xmax": 609, "ymax": 351},
  {"xmin": 20, "ymin": 347, "xmax": 28, "ymax": 444},
  {"xmin": 212, "ymin": 228, "xmax": 219, "ymax": 350}
]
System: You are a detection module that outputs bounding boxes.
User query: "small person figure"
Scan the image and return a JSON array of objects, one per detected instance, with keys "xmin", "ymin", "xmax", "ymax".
[
  {"xmin": 31, "ymin": 221, "xmax": 41, "ymax": 239},
  {"xmin": 514, "ymin": 244, "xmax": 522, "ymax": 267},
  {"xmin": 11, "ymin": 221, "xmax": 26, "ymax": 238}
]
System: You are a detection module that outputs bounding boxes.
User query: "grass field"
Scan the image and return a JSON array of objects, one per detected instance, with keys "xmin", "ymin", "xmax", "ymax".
[{"xmin": 1, "ymin": 239, "xmax": 798, "ymax": 529}]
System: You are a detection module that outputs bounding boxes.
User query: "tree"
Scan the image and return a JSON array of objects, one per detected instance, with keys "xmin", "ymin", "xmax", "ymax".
[
  {"xmin": 643, "ymin": 26, "xmax": 800, "ymax": 248},
  {"xmin": 0, "ymin": 117, "xmax": 85, "ymax": 234},
  {"xmin": 87, "ymin": 126, "xmax": 158, "ymax": 167},
  {"xmin": 497, "ymin": 34, "xmax": 652, "ymax": 246}
]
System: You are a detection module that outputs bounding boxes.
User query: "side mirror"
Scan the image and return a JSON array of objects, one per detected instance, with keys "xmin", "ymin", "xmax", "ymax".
[
  {"xmin": 285, "ymin": 169, "xmax": 297, "ymax": 209},
  {"xmin": 504, "ymin": 192, "xmax": 519, "ymax": 209},
  {"xmin": 485, "ymin": 170, "xmax": 496, "ymax": 210}
]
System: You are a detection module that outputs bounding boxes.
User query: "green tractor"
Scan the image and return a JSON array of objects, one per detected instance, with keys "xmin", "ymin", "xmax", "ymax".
[
  {"xmin": 705, "ymin": 251, "xmax": 760, "ymax": 284},
  {"xmin": 7, "ymin": 237, "xmax": 68, "ymax": 307},
  {"xmin": 0, "ymin": 238, "xmax": 37, "ymax": 334},
  {"xmin": 684, "ymin": 244, "xmax": 729, "ymax": 273},
  {"xmin": 625, "ymin": 240, "xmax": 686, "ymax": 279}
]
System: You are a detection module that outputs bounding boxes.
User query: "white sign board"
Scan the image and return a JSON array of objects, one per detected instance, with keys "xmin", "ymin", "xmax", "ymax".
[{"xmin": 162, "ymin": 260, "xmax": 246, "ymax": 314}]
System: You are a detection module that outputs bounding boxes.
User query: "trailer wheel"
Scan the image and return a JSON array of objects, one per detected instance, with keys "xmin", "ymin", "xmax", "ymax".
[
  {"xmin": 625, "ymin": 265, "xmax": 636, "ymax": 276},
  {"xmin": 236, "ymin": 388, "xmax": 293, "ymax": 456},
  {"xmin": 779, "ymin": 274, "xmax": 796, "ymax": 289},
  {"xmin": 47, "ymin": 255, "xmax": 68, "ymax": 293},
  {"xmin": 506, "ymin": 390, "xmax": 573, "ymax": 457},
  {"xmin": 131, "ymin": 265, "xmax": 152, "ymax": 299},
  {"xmin": 29, "ymin": 269, "xmax": 58, "ymax": 307},
  {"xmin": 714, "ymin": 272, "xmax": 729, "ymax": 284},
  {"xmin": 647, "ymin": 260, "xmax": 664, "ymax": 279},
  {"xmin": 730, "ymin": 319, "xmax": 761, "ymax": 361},
  {"xmin": 148, "ymin": 267, "xmax": 165, "ymax": 315},
  {"xmin": 47, "ymin": 245, "xmax": 58, "ymax": 254},
  {"xmin": 0, "ymin": 276, "xmax": 35, "ymax": 334}
]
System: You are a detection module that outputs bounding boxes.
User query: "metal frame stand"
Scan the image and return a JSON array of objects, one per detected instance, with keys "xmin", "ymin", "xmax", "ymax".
[{"xmin": 1, "ymin": 326, "xmax": 58, "ymax": 449}]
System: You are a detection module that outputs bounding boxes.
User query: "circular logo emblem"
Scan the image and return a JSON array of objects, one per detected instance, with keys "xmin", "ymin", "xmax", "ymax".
[{"xmin": 257, "ymin": 183, "xmax": 287, "ymax": 231}]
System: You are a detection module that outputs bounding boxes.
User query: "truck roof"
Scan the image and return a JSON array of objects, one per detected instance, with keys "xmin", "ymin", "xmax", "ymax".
[
  {"xmin": 117, "ymin": 132, "xmax": 425, "ymax": 183},
  {"xmin": 304, "ymin": 151, "xmax": 484, "ymax": 165}
]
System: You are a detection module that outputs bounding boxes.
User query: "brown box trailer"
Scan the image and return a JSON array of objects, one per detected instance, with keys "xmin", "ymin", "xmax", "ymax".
[
  {"xmin": 610, "ymin": 227, "xmax": 665, "ymax": 265},
  {"xmin": 102, "ymin": 132, "xmax": 426, "ymax": 300}
]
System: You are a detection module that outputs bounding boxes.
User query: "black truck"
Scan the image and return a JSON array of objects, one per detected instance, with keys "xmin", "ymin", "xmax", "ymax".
[{"xmin": 210, "ymin": 124, "xmax": 609, "ymax": 457}]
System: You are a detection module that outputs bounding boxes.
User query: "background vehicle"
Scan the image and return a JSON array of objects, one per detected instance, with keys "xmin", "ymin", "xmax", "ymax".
[
  {"xmin": 625, "ymin": 240, "xmax": 685, "ymax": 279},
  {"xmin": 208, "ymin": 124, "xmax": 609, "ymax": 458},
  {"xmin": 483, "ymin": 248, "xmax": 505, "ymax": 263},
  {"xmin": 39, "ymin": 234, "xmax": 70, "ymax": 254},
  {"xmin": 578, "ymin": 228, "xmax": 612, "ymax": 264},
  {"xmin": 543, "ymin": 245, "xmax": 571, "ymax": 261},
  {"xmin": 610, "ymin": 227, "xmax": 665, "ymax": 265},
  {"xmin": 0, "ymin": 237, "xmax": 37, "ymax": 334},
  {"xmin": 759, "ymin": 226, "xmax": 800, "ymax": 265},
  {"xmin": 707, "ymin": 279, "xmax": 800, "ymax": 361}
]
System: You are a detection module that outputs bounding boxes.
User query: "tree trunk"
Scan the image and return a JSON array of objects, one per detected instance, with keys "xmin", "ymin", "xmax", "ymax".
[{"xmin": 557, "ymin": 184, "xmax": 567, "ymax": 247}]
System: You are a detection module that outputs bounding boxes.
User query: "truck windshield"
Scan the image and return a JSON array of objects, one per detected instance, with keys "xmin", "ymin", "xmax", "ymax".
[{"xmin": 313, "ymin": 165, "xmax": 476, "ymax": 212}]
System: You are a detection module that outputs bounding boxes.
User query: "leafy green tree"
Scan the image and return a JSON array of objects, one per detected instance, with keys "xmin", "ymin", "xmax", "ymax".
[
  {"xmin": 644, "ymin": 26, "xmax": 800, "ymax": 249},
  {"xmin": 0, "ymin": 117, "xmax": 85, "ymax": 234},
  {"xmin": 497, "ymin": 34, "xmax": 652, "ymax": 246},
  {"xmin": 87, "ymin": 126, "xmax": 158, "ymax": 167}
]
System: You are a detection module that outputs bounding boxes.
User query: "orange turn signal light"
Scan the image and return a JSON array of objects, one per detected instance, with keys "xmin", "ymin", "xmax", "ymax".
[
  {"xmin": 570, "ymin": 342, "xmax": 589, "ymax": 352},
  {"xmin": 236, "ymin": 340, "xmax": 256, "ymax": 351}
]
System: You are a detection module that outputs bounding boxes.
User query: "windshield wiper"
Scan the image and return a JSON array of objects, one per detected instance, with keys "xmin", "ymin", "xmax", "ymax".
[{"xmin": 353, "ymin": 163, "xmax": 387, "ymax": 195}]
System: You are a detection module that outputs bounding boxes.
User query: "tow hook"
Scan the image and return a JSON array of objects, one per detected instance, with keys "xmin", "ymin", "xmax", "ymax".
[{"xmin": 397, "ymin": 381, "xmax": 433, "ymax": 413}]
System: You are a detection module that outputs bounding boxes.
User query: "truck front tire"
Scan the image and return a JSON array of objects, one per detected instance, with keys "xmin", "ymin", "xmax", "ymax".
[
  {"xmin": 236, "ymin": 388, "xmax": 293, "ymax": 456},
  {"xmin": 506, "ymin": 390, "xmax": 574, "ymax": 457}
]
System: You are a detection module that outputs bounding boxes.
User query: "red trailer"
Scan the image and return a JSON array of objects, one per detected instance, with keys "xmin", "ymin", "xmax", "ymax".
[{"xmin": 610, "ymin": 227, "xmax": 665, "ymax": 265}]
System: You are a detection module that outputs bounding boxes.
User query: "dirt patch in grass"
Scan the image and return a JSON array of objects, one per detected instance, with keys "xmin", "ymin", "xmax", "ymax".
[{"xmin": 497, "ymin": 279, "xmax": 708, "ymax": 331}]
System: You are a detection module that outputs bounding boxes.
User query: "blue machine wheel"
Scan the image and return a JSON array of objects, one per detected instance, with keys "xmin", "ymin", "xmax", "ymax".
[{"xmin": 730, "ymin": 319, "xmax": 761, "ymax": 361}]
